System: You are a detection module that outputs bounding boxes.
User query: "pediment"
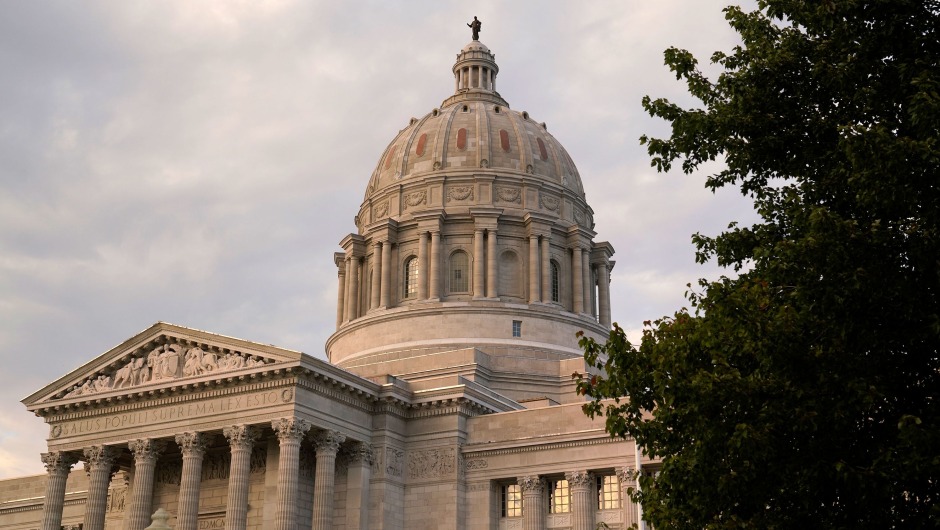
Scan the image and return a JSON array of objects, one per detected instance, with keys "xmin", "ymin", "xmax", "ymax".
[{"xmin": 23, "ymin": 322, "xmax": 303, "ymax": 408}]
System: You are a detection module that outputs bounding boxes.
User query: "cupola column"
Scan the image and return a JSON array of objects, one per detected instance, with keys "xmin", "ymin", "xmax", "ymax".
[
  {"xmin": 540, "ymin": 235, "xmax": 552, "ymax": 304},
  {"xmin": 82, "ymin": 445, "xmax": 116, "ymax": 530},
  {"xmin": 343, "ymin": 256, "xmax": 352, "ymax": 323},
  {"xmin": 598, "ymin": 262, "xmax": 611, "ymax": 328},
  {"xmin": 370, "ymin": 242, "xmax": 382, "ymax": 311},
  {"xmin": 486, "ymin": 229, "xmax": 498, "ymax": 298},
  {"xmin": 381, "ymin": 242, "xmax": 392, "ymax": 307},
  {"xmin": 335, "ymin": 255, "xmax": 346, "ymax": 329},
  {"xmin": 418, "ymin": 232, "xmax": 429, "ymax": 300},
  {"xmin": 528, "ymin": 236, "xmax": 540, "ymax": 304},
  {"xmin": 583, "ymin": 253, "xmax": 593, "ymax": 317},
  {"xmin": 473, "ymin": 229, "xmax": 485, "ymax": 299},
  {"xmin": 572, "ymin": 246, "xmax": 584, "ymax": 314},
  {"xmin": 39, "ymin": 451, "xmax": 78, "ymax": 530},
  {"xmin": 347, "ymin": 257, "xmax": 360, "ymax": 321},
  {"xmin": 429, "ymin": 231, "xmax": 441, "ymax": 300}
]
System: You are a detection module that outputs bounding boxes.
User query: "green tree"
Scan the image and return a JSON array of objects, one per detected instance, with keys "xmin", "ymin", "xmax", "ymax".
[{"xmin": 576, "ymin": 1, "xmax": 940, "ymax": 528}]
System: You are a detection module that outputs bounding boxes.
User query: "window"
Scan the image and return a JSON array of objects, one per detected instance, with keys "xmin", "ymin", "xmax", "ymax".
[
  {"xmin": 549, "ymin": 479, "xmax": 570, "ymax": 514},
  {"xmin": 550, "ymin": 260, "xmax": 560, "ymax": 303},
  {"xmin": 450, "ymin": 251, "xmax": 469, "ymax": 293},
  {"xmin": 512, "ymin": 320, "xmax": 522, "ymax": 337},
  {"xmin": 501, "ymin": 484, "xmax": 522, "ymax": 518},
  {"xmin": 597, "ymin": 474, "xmax": 621, "ymax": 510},
  {"xmin": 403, "ymin": 257, "xmax": 418, "ymax": 299}
]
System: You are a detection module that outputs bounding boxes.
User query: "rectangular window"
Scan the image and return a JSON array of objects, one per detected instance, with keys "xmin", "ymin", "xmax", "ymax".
[
  {"xmin": 512, "ymin": 320, "xmax": 522, "ymax": 337},
  {"xmin": 501, "ymin": 484, "xmax": 522, "ymax": 518},
  {"xmin": 549, "ymin": 479, "xmax": 570, "ymax": 514},
  {"xmin": 597, "ymin": 474, "xmax": 621, "ymax": 510}
]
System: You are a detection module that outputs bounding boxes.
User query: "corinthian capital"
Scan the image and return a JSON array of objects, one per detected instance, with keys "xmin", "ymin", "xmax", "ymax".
[
  {"xmin": 175, "ymin": 432, "xmax": 207, "ymax": 457},
  {"xmin": 312, "ymin": 430, "xmax": 347, "ymax": 454},
  {"xmin": 224, "ymin": 424, "xmax": 260, "ymax": 450},
  {"xmin": 518, "ymin": 475, "xmax": 545, "ymax": 494},
  {"xmin": 345, "ymin": 443, "xmax": 375, "ymax": 465},
  {"xmin": 41, "ymin": 451, "xmax": 78, "ymax": 474},
  {"xmin": 617, "ymin": 467, "xmax": 637, "ymax": 485},
  {"xmin": 565, "ymin": 470, "xmax": 592, "ymax": 488},
  {"xmin": 83, "ymin": 445, "xmax": 117, "ymax": 469},
  {"xmin": 271, "ymin": 417, "xmax": 310, "ymax": 443},
  {"xmin": 128, "ymin": 439, "xmax": 166, "ymax": 464}
]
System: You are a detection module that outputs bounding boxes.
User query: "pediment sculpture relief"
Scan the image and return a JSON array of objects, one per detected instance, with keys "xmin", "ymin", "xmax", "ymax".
[{"xmin": 60, "ymin": 343, "xmax": 271, "ymax": 400}]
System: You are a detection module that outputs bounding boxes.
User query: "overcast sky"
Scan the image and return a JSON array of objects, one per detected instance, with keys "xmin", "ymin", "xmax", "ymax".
[{"xmin": 0, "ymin": 1, "xmax": 758, "ymax": 478}]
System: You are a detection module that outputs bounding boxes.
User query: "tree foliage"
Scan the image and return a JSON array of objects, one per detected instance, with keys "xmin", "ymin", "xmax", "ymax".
[{"xmin": 576, "ymin": 1, "xmax": 940, "ymax": 528}]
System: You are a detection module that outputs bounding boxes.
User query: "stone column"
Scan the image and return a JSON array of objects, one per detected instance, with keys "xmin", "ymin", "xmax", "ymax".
[
  {"xmin": 618, "ymin": 467, "xmax": 640, "ymax": 529},
  {"xmin": 370, "ymin": 242, "xmax": 382, "ymax": 311},
  {"xmin": 571, "ymin": 247, "xmax": 584, "ymax": 314},
  {"xmin": 39, "ymin": 451, "xmax": 78, "ymax": 530},
  {"xmin": 344, "ymin": 443, "xmax": 374, "ymax": 530},
  {"xmin": 82, "ymin": 445, "xmax": 116, "ymax": 530},
  {"xmin": 418, "ymin": 232, "xmax": 429, "ymax": 300},
  {"xmin": 272, "ymin": 418, "xmax": 310, "ymax": 530},
  {"xmin": 175, "ymin": 432, "xmax": 207, "ymax": 530},
  {"xmin": 528, "ymin": 236, "xmax": 540, "ymax": 303},
  {"xmin": 486, "ymin": 230, "xmax": 498, "ymax": 298},
  {"xmin": 343, "ymin": 256, "xmax": 352, "ymax": 323},
  {"xmin": 519, "ymin": 475, "xmax": 545, "ymax": 530},
  {"xmin": 540, "ymin": 234, "xmax": 551, "ymax": 304},
  {"xmin": 126, "ymin": 439, "xmax": 165, "ymax": 530},
  {"xmin": 335, "ymin": 263, "xmax": 345, "ymax": 329},
  {"xmin": 429, "ymin": 231, "xmax": 441, "ymax": 300},
  {"xmin": 582, "ymin": 250, "xmax": 592, "ymax": 317},
  {"xmin": 598, "ymin": 262, "xmax": 611, "ymax": 327},
  {"xmin": 224, "ymin": 425, "xmax": 260, "ymax": 530},
  {"xmin": 473, "ymin": 228, "xmax": 485, "ymax": 298},
  {"xmin": 348, "ymin": 258, "xmax": 360, "ymax": 321},
  {"xmin": 381, "ymin": 241, "xmax": 392, "ymax": 307},
  {"xmin": 311, "ymin": 430, "xmax": 347, "ymax": 530},
  {"xmin": 566, "ymin": 471, "xmax": 594, "ymax": 530}
]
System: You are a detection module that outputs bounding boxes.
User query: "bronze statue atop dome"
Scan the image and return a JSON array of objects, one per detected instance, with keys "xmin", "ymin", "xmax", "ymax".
[{"xmin": 467, "ymin": 16, "xmax": 481, "ymax": 41}]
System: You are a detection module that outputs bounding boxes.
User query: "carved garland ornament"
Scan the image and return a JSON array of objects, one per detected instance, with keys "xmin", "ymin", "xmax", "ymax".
[
  {"xmin": 61, "ymin": 342, "xmax": 270, "ymax": 399},
  {"xmin": 540, "ymin": 194, "xmax": 560, "ymax": 211},
  {"xmin": 496, "ymin": 186, "xmax": 521, "ymax": 204},
  {"xmin": 373, "ymin": 201, "xmax": 389, "ymax": 218},
  {"xmin": 403, "ymin": 190, "xmax": 428, "ymax": 210},
  {"xmin": 446, "ymin": 186, "xmax": 473, "ymax": 202}
]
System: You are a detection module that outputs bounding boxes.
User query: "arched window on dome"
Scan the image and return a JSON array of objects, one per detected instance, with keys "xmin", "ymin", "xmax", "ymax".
[
  {"xmin": 403, "ymin": 256, "xmax": 418, "ymax": 299},
  {"xmin": 449, "ymin": 251, "xmax": 470, "ymax": 294},
  {"xmin": 550, "ymin": 260, "xmax": 560, "ymax": 303}
]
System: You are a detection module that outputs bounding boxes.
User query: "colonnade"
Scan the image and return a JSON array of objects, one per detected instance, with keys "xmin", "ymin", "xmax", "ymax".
[
  {"xmin": 38, "ymin": 418, "xmax": 368, "ymax": 530},
  {"xmin": 335, "ymin": 228, "xmax": 613, "ymax": 328},
  {"xmin": 455, "ymin": 65, "xmax": 495, "ymax": 91},
  {"xmin": 515, "ymin": 468, "xmax": 639, "ymax": 530}
]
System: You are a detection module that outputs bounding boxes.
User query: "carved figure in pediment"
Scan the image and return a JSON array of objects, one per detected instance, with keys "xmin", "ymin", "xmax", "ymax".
[
  {"xmin": 113, "ymin": 361, "xmax": 134, "ymax": 389},
  {"xmin": 93, "ymin": 374, "xmax": 112, "ymax": 392},
  {"xmin": 131, "ymin": 357, "xmax": 147, "ymax": 385},
  {"xmin": 151, "ymin": 345, "xmax": 181, "ymax": 380},
  {"xmin": 78, "ymin": 379, "xmax": 93, "ymax": 396}
]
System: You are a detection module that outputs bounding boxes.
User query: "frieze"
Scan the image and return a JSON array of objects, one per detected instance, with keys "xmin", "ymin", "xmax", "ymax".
[
  {"xmin": 446, "ymin": 186, "xmax": 473, "ymax": 202},
  {"xmin": 201, "ymin": 450, "xmax": 230, "ymax": 481},
  {"xmin": 408, "ymin": 447, "xmax": 456, "ymax": 480},
  {"xmin": 61, "ymin": 343, "xmax": 271, "ymax": 400},
  {"xmin": 50, "ymin": 389, "xmax": 289, "ymax": 439},
  {"xmin": 465, "ymin": 458, "xmax": 488, "ymax": 470},
  {"xmin": 155, "ymin": 460, "xmax": 182, "ymax": 485},
  {"xmin": 373, "ymin": 446, "xmax": 404, "ymax": 478},
  {"xmin": 496, "ymin": 187, "xmax": 521, "ymax": 204}
]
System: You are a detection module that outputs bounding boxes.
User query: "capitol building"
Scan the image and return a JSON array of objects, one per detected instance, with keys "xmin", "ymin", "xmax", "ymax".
[{"xmin": 0, "ymin": 33, "xmax": 649, "ymax": 530}]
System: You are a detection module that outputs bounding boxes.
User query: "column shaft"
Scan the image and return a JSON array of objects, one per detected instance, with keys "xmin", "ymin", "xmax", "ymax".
[
  {"xmin": 598, "ymin": 262, "xmax": 611, "ymax": 327},
  {"xmin": 82, "ymin": 446, "xmax": 116, "ymax": 530},
  {"xmin": 429, "ymin": 231, "xmax": 441, "ymax": 299},
  {"xmin": 224, "ymin": 426, "xmax": 259, "ymax": 530},
  {"xmin": 473, "ymin": 229, "xmax": 485, "ymax": 298},
  {"xmin": 370, "ymin": 243, "xmax": 382, "ymax": 310},
  {"xmin": 418, "ymin": 232, "xmax": 429, "ymax": 300},
  {"xmin": 335, "ymin": 267, "xmax": 345, "ymax": 329},
  {"xmin": 272, "ymin": 418, "xmax": 310, "ymax": 530},
  {"xmin": 343, "ymin": 256, "xmax": 352, "ymax": 323},
  {"xmin": 175, "ymin": 432, "xmax": 207, "ymax": 530},
  {"xmin": 39, "ymin": 452, "xmax": 78, "ymax": 530},
  {"xmin": 528, "ymin": 236, "xmax": 540, "ymax": 303},
  {"xmin": 127, "ymin": 439, "xmax": 165, "ymax": 530},
  {"xmin": 311, "ymin": 430, "xmax": 347, "ymax": 530},
  {"xmin": 567, "ymin": 471, "xmax": 594, "ymax": 530},
  {"xmin": 348, "ymin": 258, "xmax": 360, "ymax": 321},
  {"xmin": 344, "ymin": 444, "xmax": 373, "ymax": 530},
  {"xmin": 486, "ymin": 230, "xmax": 498, "ymax": 298},
  {"xmin": 582, "ymin": 250, "xmax": 592, "ymax": 317},
  {"xmin": 572, "ymin": 247, "xmax": 584, "ymax": 313},
  {"xmin": 519, "ymin": 476, "xmax": 545, "ymax": 530},
  {"xmin": 381, "ymin": 242, "xmax": 392, "ymax": 307},
  {"xmin": 540, "ymin": 235, "xmax": 551, "ymax": 304},
  {"xmin": 618, "ymin": 468, "xmax": 640, "ymax": 530}
]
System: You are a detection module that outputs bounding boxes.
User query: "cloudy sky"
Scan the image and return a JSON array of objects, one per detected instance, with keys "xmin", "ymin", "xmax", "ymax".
[{"xmin": 0, "ymin": 1, "xmax": 758, "ymax": 478}]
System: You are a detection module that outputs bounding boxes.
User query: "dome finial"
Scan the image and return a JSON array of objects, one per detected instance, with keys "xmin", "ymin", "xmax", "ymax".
[{"xmin": 467, "ymin": 16, "xmax": 481, "ymax": 41}]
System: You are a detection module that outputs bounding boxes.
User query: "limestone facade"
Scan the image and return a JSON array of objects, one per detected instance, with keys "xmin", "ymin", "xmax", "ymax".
[{"xmin": 0, "ymin": 36, "xmax": 652, "ymax": 530}]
